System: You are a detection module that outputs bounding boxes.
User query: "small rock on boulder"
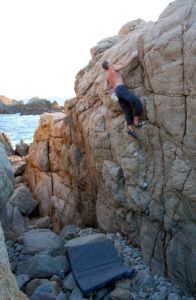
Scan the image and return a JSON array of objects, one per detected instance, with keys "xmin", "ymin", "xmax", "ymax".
[
  {"xmin": 25, "ymin": 278, "xmax": 49, "ymax": 297},
  {"xmin": 16, "ymin": 274, "xmax": 30, "ymax": 290},
  {"xmin": 21, "ymin": 229, "xmax": 64, "ymax": 255},
  {"xmin": 9, "ymin": 185, "xmax": 38, "ymax": 216},
  {"xmin": 16, "ymin": 254, "xmax": 70, "ymax": 279},
  {"xmin": 9, "ymin": 155, "xmax": 27, "ymax": 178},
  {"xmin": 32, "ymin": 216, "xmax": 51, "ymax": 229},
  {"xmin": 59, "ymin": 225, "xmax": 80, "ymax": 240},
  {"xmin": 6, "ymin": 203, "xmax": 26, "ymax": 235},
  {"xmin": 15, "ymin": 139, "xmax": 29, "ymax": 156},
  {"xmin": 30, "ymin": 294, "xmax": 57, "ymax": 300},
  {"xmin": 32, "ymin": 281, "xmax": 60, "ymax": 297},
  {"xmin": 110, "ymin": 287, "xmax": 133, "ymax": 300},
  {"xmin": 63, "ymin": 272, "xmax": 77, "ymax": 291}
]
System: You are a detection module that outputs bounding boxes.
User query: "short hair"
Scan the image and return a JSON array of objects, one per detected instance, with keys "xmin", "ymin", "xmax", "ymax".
[{"xmin": 102, "ymin": 60, "xmax": 109, "ymax": 70}]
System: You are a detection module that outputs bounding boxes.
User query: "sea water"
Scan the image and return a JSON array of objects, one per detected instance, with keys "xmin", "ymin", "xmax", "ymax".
[{"xmin": 0, "ymin": 113, "xmax": 40, "ymax": 148}]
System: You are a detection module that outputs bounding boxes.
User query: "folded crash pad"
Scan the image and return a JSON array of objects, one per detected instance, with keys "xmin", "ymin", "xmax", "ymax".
[{"xmin": 68, "ymin": 239, "xmax": 135, "ymax": 294}]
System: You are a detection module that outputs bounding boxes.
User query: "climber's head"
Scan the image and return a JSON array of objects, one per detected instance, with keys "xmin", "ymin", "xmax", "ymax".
[{"xmin": 102, "ymin": 60, "xmax": 110, "ymax": 70}]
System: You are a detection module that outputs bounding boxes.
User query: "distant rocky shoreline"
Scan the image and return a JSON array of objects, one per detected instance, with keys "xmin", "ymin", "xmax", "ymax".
[{"xmin": 0, "ymin": 95, "xmax": 63, "ymax": 115}]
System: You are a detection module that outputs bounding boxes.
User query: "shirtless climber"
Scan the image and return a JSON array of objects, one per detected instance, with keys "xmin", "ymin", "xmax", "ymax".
[{"xmin": 102, "ymin": 49, "xmax": 144, "ymax": 139}]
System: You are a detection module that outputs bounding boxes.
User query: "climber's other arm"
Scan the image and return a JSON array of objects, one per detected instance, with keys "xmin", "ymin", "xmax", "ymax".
[{"xmin": 114, "ymin": 49, "xmax": 139, "ymax": 71}]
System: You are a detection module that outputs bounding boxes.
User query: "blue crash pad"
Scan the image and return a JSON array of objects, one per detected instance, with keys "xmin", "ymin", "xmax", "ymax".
[{"xmin": 68, "ymin": 239, "xmax": 135, "ymax": 294}]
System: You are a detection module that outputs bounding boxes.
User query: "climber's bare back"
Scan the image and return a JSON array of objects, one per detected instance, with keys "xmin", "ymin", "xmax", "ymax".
[{"xmin": 106, "ymin": 67, "xmax": 124, "ymax": 89}]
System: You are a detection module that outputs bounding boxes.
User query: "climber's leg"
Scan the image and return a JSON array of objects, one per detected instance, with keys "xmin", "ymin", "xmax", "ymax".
[
  {"xmin": 133, "ymin": 97, "xmax": 143, "ymax": 127},
  {"xmin": 118, "ymin": 99, "xmax": 133, "ymax": 125},
  {"xmin": 118, "ymin": 99, "xmax": 138, "ymax": 139},
  {"xmin": 115, "ymin": 85, "xmax": 143, "ymax": 127}
]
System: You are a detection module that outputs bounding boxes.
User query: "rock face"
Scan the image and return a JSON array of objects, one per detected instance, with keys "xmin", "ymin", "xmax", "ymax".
[
  {"xmin": 9, "ymin": 186, "xmax": 38, "ymax": 216},
  {"xmin": 0, "ymin": 143, "xmax": 15, "ymax": 227},
  {"xmin": 25, "ymin": 0, "xmax": 196, "ymax": 296},
  {"xmin": 0, "ymin": 225, "xmax": 28, "ymax": 300},
  {"xmin": 0, "ymin": 141, "xmax": 27, "ymax": 299},
  {"xmin": 0, "ymin": 132, "xmax": 15, "ymax": 156}
]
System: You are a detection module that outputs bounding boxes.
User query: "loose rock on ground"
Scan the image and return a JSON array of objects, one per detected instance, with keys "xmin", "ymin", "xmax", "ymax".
[{"xmin": 6, "ymin": 224, "xmax": 195, "ymax": 300}]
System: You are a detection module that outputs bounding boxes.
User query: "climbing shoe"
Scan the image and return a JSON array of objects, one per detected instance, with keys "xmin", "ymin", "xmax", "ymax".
[{"xmin": 127, "ymin": 129, "xmax": 138, "ymax": 139}]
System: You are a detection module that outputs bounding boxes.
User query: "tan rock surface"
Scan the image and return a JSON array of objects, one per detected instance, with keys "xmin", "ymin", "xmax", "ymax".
[{"xmin": 25, "ymin": 0, "xmax": 196, "ymax": 296}]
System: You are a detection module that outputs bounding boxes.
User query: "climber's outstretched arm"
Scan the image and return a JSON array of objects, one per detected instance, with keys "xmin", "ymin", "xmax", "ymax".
[{"xmin": 114, "ymin": 49, "xmax": 139, "ymax": 71}]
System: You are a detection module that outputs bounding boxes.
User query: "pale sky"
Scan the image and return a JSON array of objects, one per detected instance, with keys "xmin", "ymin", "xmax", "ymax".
[{"xmin": 0, "ymin": 0, "xmax": 172, "ymax": 100}]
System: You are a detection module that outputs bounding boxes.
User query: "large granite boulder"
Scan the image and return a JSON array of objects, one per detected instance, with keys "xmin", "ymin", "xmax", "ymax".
[
  {"xmin": 0, "ymin": 225, "xmax": 28, "ymax": 300},
  {"xmin": 20, "ymin": 229, "xmax": 64, "ymax": 255},
  {"xmin": 24, "ymin": 0, "xmax": 196, "ymax": 296},
  {"xmin": 6, "ymin": 202, "xmax": 26, "ymax": 235},
  {"xmin": 0, "ymin": 132, "xmax": 15, "ymax": 156},
  {"xmin": 0, "ymin": 143, "xmax": 27, "ymax": 299},
  {"xmin": 0, "ymin": 143, "xmax": 15, "ymax": 228},
  {"xmin": 0, "ymin": 138, "xmax": 26, "ymax": 237},
  {"xmin": 16, "ymin": 254, "xmax": 70, "ymax": 279},
  {"xmin": 9, "ymin": 185, "xmax": 38, "ymax": 216}
]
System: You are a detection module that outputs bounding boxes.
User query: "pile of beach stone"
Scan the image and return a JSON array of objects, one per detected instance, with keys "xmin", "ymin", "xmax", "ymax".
[{"xmin": 6, "ymin": 224, "xmax": 194, "ymax": 300}]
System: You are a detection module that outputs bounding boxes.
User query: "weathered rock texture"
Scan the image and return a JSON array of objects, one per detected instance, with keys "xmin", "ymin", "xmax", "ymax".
[
  {"xmin": 0, "ymin": 143, "xmax": 14, "ymax": 227},
  {"xmin": 0, "ymin": 225, "xmax": 28, "ymax": 300},
  {"xmin": 0, "ymin": 143, "xmax": 27, "ymax": 299},
  {"xmin": 25, "ymin": 0, "xmax": 196, "ymax": 296},
  {"xmin": 0, "ymin": 138, "xmax": 28, "ymax": 236},
  {"xmin": 15, "ymin": 139, "xmax": 29, "ymax": 156},
  {"xmin": 0, "ymin": 132, "xmax": 15, "ymax": 156}
]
